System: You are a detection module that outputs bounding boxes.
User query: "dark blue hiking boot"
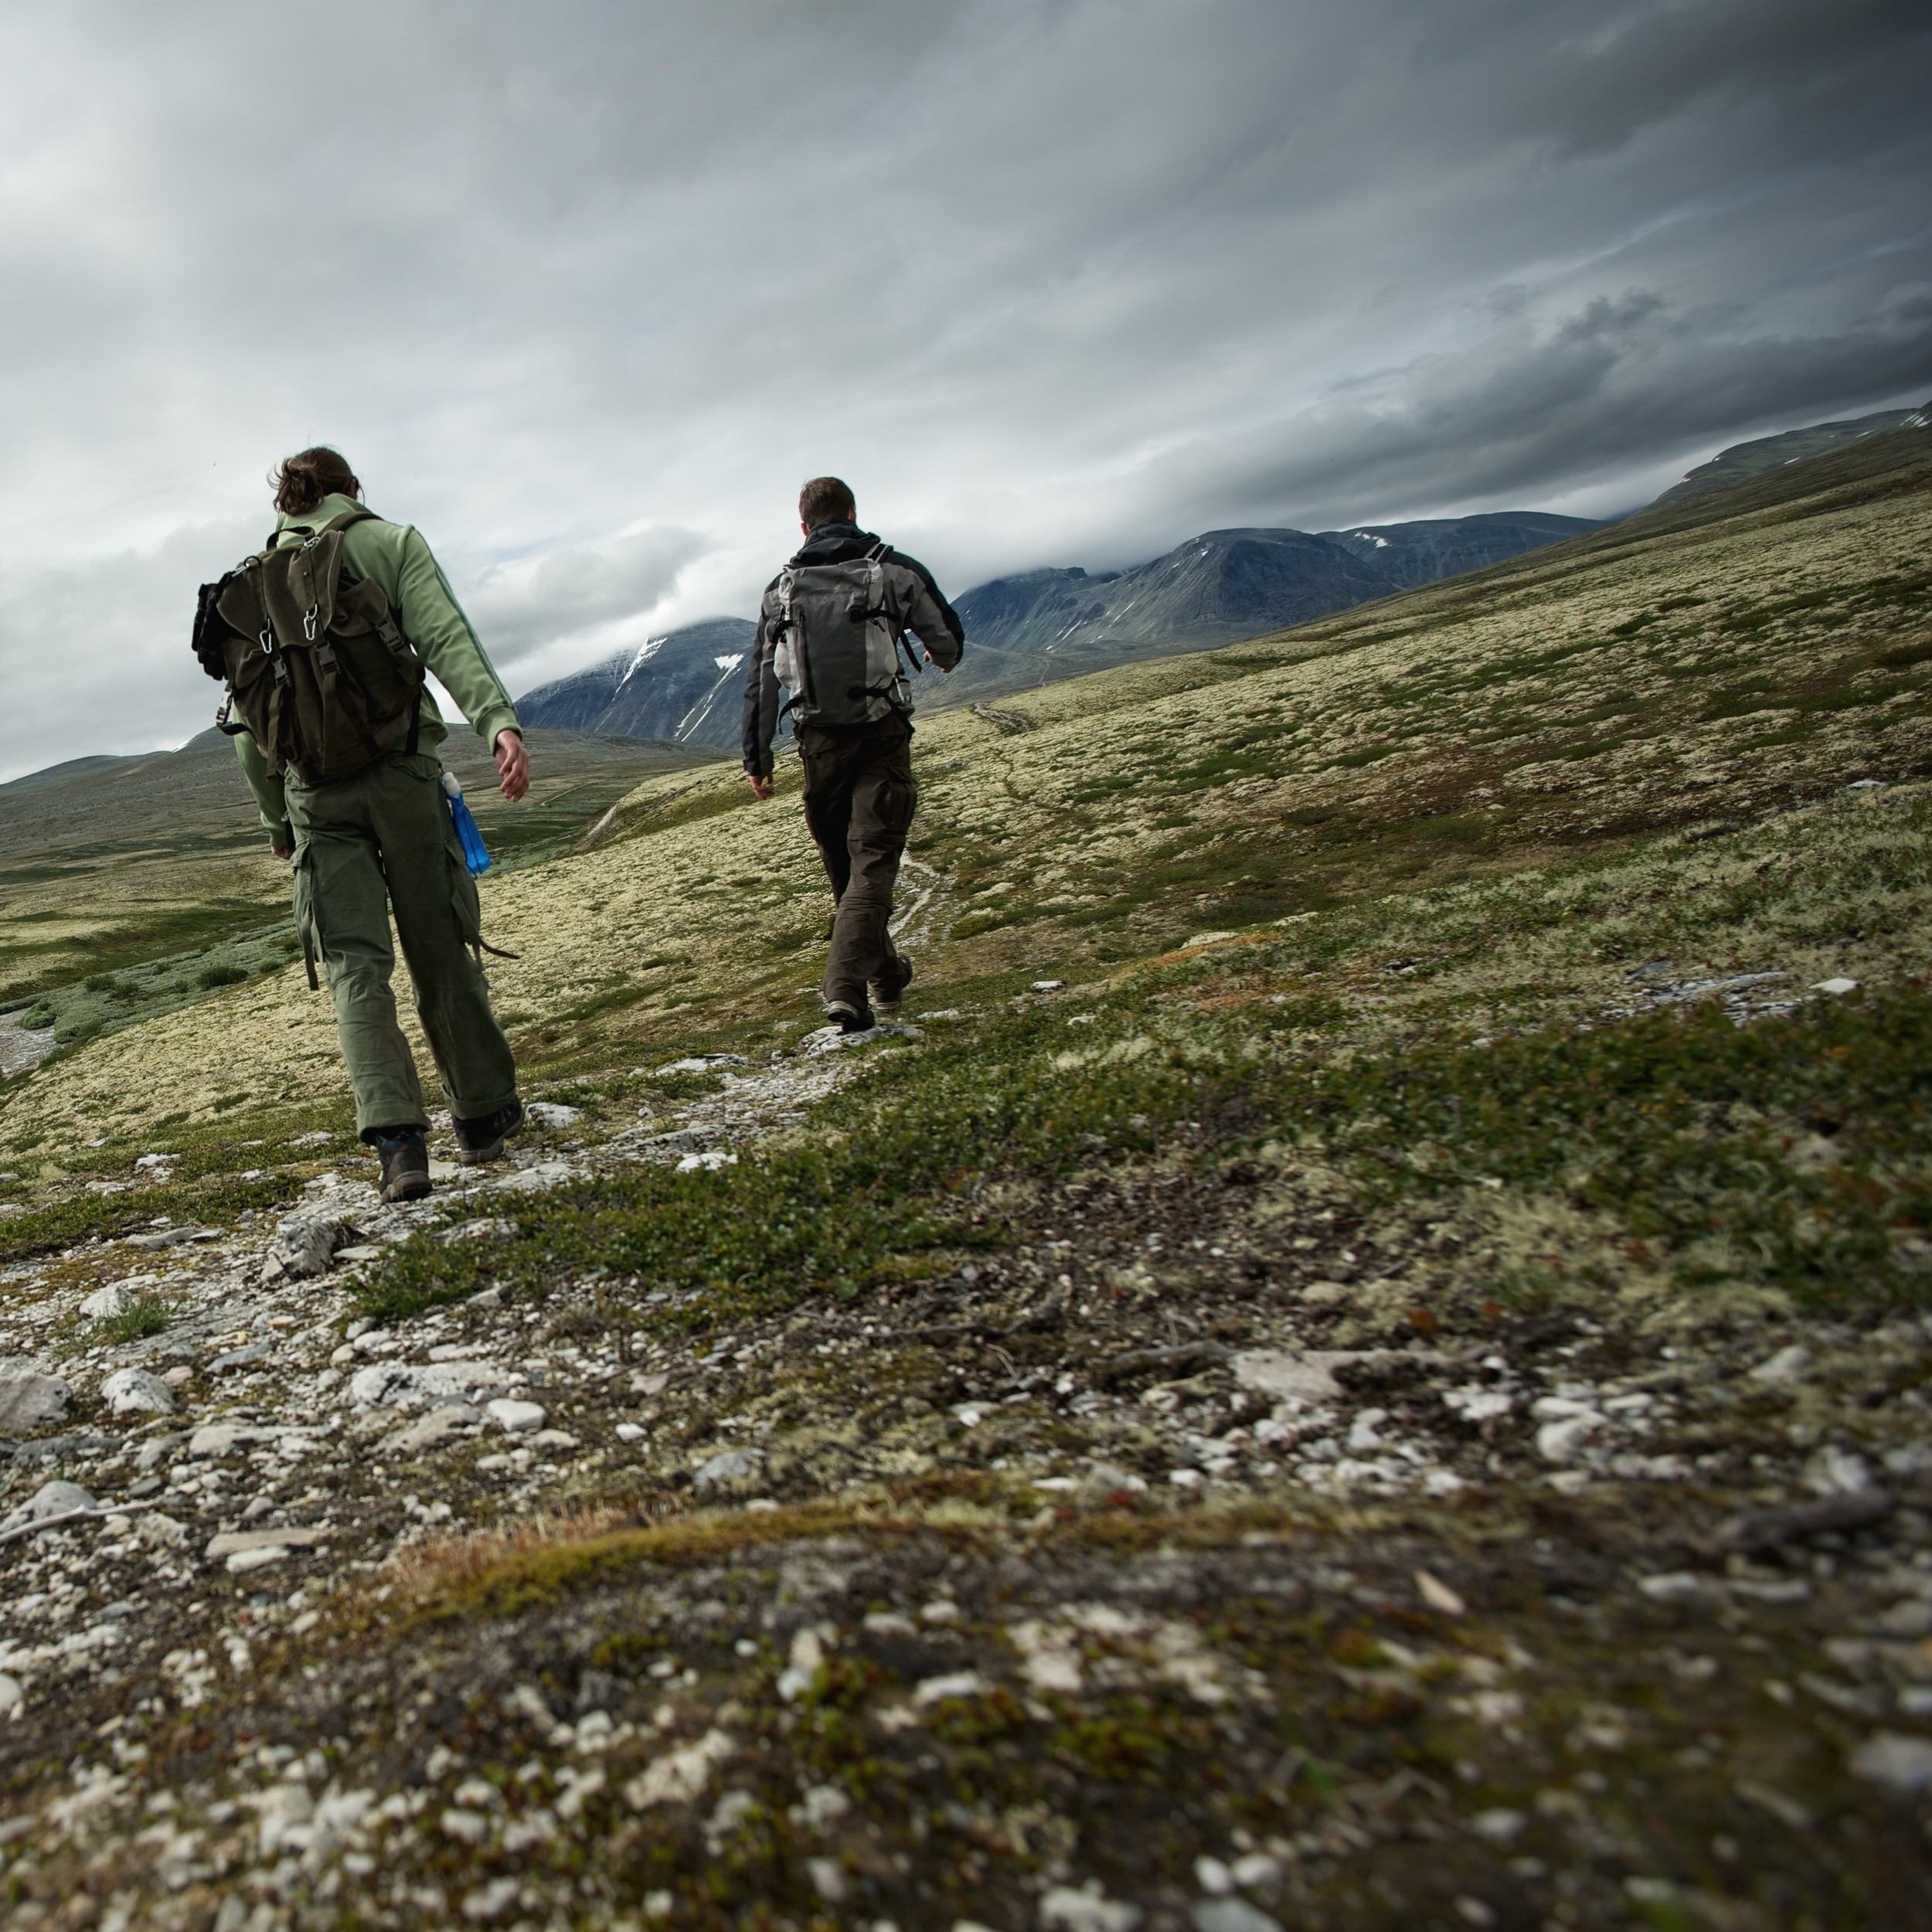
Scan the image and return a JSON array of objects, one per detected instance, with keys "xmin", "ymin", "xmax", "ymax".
[
  {"xmin": 376, "ymin": 1127, "xmax": 431, "ymax": 1203},
  {"xmin": 454, "ymin": 1097, "xmax": 524, "ymax": 1165}
]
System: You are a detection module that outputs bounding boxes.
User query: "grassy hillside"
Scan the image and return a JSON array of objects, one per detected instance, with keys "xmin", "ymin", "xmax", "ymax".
[
  {"xmin": 0, "ymin": 423, "xmax": 1929, "ymax": 1930},
  {"xmin": 0, "ymin": 726, "xmax": 719, "ymax": 1049}
]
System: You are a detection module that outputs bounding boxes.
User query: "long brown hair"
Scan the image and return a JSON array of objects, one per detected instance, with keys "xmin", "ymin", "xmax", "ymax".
[{"xmin": 271, "ymin": 447, "xmax": 361, "ymax": 515}]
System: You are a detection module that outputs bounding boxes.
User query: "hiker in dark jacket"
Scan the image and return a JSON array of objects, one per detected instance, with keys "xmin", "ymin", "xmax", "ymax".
[
  {"xmin": 226, "ymin": 447, "xmax": 528, "ymax": 1202},
  {"xmin": 743, "ymin": 477, "xmax": 964, "ymax": 1032}
]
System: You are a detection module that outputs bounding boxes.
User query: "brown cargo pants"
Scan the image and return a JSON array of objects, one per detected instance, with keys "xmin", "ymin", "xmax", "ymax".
[{"xmin": 796, "ymin": 714, "xmax": 916, "ymax": 1012}]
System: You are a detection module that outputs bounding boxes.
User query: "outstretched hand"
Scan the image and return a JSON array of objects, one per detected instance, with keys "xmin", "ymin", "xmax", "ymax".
[{"xmin": 495, "ymin": 729, "xmax": 529, "ymax": 802}]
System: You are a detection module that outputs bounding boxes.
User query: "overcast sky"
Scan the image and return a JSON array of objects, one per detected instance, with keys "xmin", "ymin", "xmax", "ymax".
[{"xmin": 1, "ymin": 0, "xmax": 1927, "ymax": 776}]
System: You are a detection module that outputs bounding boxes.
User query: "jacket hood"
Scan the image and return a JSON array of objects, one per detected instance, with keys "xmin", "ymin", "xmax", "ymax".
[
  {"xmin": 788, "ymin": 520, "xmax": 881, "ymax": 568},
  {"xmin": 274, "ymin": 493, "xmax": 373, "ymax": 537}
]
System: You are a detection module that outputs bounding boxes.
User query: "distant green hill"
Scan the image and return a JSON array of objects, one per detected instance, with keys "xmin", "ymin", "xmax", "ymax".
[{"xmin": 0, "ymin": 725, "xmax": 720, "ymax": 1046}]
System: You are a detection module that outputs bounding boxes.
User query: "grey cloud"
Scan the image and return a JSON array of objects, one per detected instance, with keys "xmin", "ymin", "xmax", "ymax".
[
  {"xmin": 0, "ymin": 1, "xmax": 1927, "ymax": 775},
  {"xmin": 1175, "ymin": 293, "xmax": 1932, "ymax": 533},
  {"xmin": 461, "ymin": 528, "xmax": 709, "ymax": 675}
]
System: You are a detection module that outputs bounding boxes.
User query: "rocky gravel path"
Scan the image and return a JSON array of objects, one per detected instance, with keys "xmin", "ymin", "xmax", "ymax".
[{"xmin": 2, "ymin": 1026, "xmax": 1931, "ymax": 1927}]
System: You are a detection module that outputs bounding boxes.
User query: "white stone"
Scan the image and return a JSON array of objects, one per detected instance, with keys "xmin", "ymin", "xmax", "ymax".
[
  {"xmin": 526, "ymin": 1102, "xmax": 582, "ymax": 1127},
  {"xmin": 1750, "ymin": 1345, "xmax": 1811, "ymax": 1384},
  {"xmin": 1195, "ymin": 1857, "xmax": 1235, "ymax": 1896},
  {"xmin": 1536, "ymin": 1414, "xmax": 1603, "ymax": 1464},
  {"xmin": 486, "ymin": 1398, "xmax": 547, "ymax": 1434},
  {"xmin": 1233, "ymin": 1349, "xmax": 1363, "ymax": 1403},
  {"xmin": 80, "ymin": 1281, "xmax": 138, "ymax": 1319},
  {"xmin": 253, "ymin": 1782, "xmax": 313, "ymax": 1858},
  {"xmin": 624, "ymin": 1728, "xmax": 733, "ymax": 1808},
  {"xmin": 494, "ymin": 1162, "xmax": 586, "ymax": 1193},
  {"xmin": 1442, "ymin": 1386, "xmax": 1512, "ymax": 1422},
  {"xmin": 440, "ymin": 1807, "xmax": 491, "ymax": 1845},
  {"xmin": 396, "ymin": 1404, "xmax": 481, "ymax": 1453},
  {"xmin": 693, "ymin": 1448, "xmax": 761, "ymax": 1490},
  {"xmin": 1190, "ymin": 1903, "xmax": 1281, "ymax": 1932},
  {"xmin": 0, "ymin": 1674, "xmax": 21, "ymax": 1716},
  {"xmin": 1812, "ymin": 978, "xmax": 1859, "ymax": 996},
  {"xmin": 913, "ymin": 1671, "xmax": 989, "ymax": 1706},
  {"xmin": 2, "ymin": 1479, "xmax": 94, "ymax": 1532},
  {"xmin": 189, "ymin": 1423, "xmax": 282, "ymax": 1457},
  {"xmin": 1039, "ymin": 1887, "xmax": 1143, "ymax": 1932},
  {"xmin": 1637, "ymin": 1572, "xmax": 1710, "ymax": 1603},
  {"xmin": 268, "ymin": 1215, "xmax": 347, "ymax": 1279},
  {"xmin": 0, "ymin": 1369, "xmax": 73, "ymax": 1435},
  {"xmin": 1803, "ymin": 1445, "xmax": 1872, "ymax": 1496},
  {"xmin": 793, "ymin": 1784, "xmax": 852, "ymax": 1830},
  {"xmin": 1471, "ymin": 1808, "xmax": 1526, "ymax": 1845},
  {"xmin": 350, "ymin": 1361, "xmax": 510, "ymax": 1409},
  {"xmin": 100, "ymin": 1368, "xmax": 176, "ymax": 1417},
  {"xmin": 1850, "ymin": 1732, "xmax": 1932, "ymax": 1791}
]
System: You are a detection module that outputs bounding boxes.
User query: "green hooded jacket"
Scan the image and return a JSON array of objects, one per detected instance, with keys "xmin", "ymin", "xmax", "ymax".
[{"xmin": 233, "ymin": 493, "xmax": 520, "ymax": 839}]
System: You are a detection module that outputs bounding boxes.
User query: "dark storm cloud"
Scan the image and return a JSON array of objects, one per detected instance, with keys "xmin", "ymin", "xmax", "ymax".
[{"xmin": 0, "ymin": 0, "xmax": 1926, "ymax": 773}]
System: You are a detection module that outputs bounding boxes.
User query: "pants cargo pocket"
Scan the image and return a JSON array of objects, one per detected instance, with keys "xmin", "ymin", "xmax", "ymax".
[
  {"xmin": 443, "ymin": 829, "xmax": 485, "ymax": 952},
  {"xmin": 876, "ymin": 772, "xmax": 917, "ymax": 838},
  {"xmin": 290, "ymin": 842, "xmax": 325, "ymax": 990}
]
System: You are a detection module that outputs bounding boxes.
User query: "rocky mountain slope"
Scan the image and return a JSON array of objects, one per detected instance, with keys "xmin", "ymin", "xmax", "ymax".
[
  {"xmin": 1655, "ymin": 403, "xmax": 1930, "ymax": 507},
  {"xmin": 0, "ymin": 415, "xmax": 1928, "ymax": 1928},
  {"xmin": 513, "ymin": 620, "xmax": 760, "ymax": 749}
]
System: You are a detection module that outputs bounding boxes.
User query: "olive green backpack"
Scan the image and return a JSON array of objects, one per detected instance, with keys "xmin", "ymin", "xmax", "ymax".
[{"xmin": 192, "ymin": 509, "xmax": 426, "ymax": 785}]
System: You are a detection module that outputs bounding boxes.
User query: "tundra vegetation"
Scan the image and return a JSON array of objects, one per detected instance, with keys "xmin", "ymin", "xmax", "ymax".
[{"xmin": 0, "ymin": 423, "xmax": 1928, "ymax": 1930}]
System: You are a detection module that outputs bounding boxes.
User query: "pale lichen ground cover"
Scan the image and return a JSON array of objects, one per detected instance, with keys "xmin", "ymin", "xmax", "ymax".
[
  {"xmin": 4, "ymin": 467, "xmax": 1924, "ymax": 1162},
  {"xmin": 0, "ymin": 444, "xmax": 1929, "ymax": 1931}
]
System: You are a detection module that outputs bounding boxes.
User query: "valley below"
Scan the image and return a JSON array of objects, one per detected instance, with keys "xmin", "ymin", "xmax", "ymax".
[{"xmin": 0, "ymin": 421, "xmax": 1927, "ymax": 1930}]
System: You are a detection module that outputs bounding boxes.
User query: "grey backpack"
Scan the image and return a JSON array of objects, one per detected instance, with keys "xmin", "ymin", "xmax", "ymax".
[{"xmin": 773, "ymin": 543, "xmax": 915, "ymax": 728}]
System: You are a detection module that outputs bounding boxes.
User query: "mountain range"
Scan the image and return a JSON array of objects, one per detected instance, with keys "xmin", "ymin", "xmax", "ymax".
[{"xmin": 514, "ymin": 510, "xmax": 1597, "ymax": 747}]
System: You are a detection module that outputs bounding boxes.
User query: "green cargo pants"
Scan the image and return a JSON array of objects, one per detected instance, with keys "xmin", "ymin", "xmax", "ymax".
[{"xmin": 285, "ymin": 750, "xmax": 517, "ymax": 1141}]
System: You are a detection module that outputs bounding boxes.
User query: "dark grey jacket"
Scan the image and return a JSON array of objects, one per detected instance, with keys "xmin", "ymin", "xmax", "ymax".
[{"xmin": 742, "ymin": 522, "xmax": 964, "ymax": 774}]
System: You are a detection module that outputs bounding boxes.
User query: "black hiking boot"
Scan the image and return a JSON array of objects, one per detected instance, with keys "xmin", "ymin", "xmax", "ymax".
[
  {"xmin": 825, "ymin": 998, "xmax": 876, "ymax": 1036},
  {"xmin": 376, "ymin": 1127, "xmax": 431, "ymax": 1203},
  {"xmin": 454, "ymin": 1097, "xmax": 524, "ymax": 1165},
  {"xmin": 868, "ymin": 954, "xmax": 914, "ymax": 1019}
]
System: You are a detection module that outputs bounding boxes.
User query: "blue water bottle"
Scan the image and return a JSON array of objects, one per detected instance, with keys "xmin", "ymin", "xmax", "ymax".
[{"xmin": 440, "ymin": 770, "xmax": 492, "ymax": 876}]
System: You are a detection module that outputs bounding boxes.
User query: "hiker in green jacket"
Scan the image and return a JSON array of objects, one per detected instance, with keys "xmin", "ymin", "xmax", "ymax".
[{"xmin": 215, "ymin": 447, "xmax": 527, "ymax": 1202}]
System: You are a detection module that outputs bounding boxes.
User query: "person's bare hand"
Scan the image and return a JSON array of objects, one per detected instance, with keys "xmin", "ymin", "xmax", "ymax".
[
  {"xmin": 271, "ymin": 846, "xmax": 293, "ymax": 862},
  {"xmin": 495, "ymin": 729, "xmax": 529, "ymax": 802},
  {"xmin": 748, "ymin": 771, "xmax": 774, "ymax": 800}
]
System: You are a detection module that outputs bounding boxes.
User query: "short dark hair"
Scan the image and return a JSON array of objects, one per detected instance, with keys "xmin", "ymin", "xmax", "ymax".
[
  {"xmin": 272, "ymin": 447, "xmax": 361, "ymax": 516},
  {"xmin": 798, "ymin": 476, "xmax": 855, "ymax": 528}
]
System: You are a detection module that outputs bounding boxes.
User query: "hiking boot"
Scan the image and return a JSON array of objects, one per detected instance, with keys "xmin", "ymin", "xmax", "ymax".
[
  {"xmin": 825, "ymin": 998, "xmax": 876, "ymax": 1036},
  {"xmin": 376, "ymin": 1128, "xmax": 431, "ymax": 1203},
  {"xmin": 453, "ymin": 1097, "xmax": 525, "ymax": 1165},
  {"xmin": 868, "ymin": 954, "xmax": 914, "ymax": 1018}
]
